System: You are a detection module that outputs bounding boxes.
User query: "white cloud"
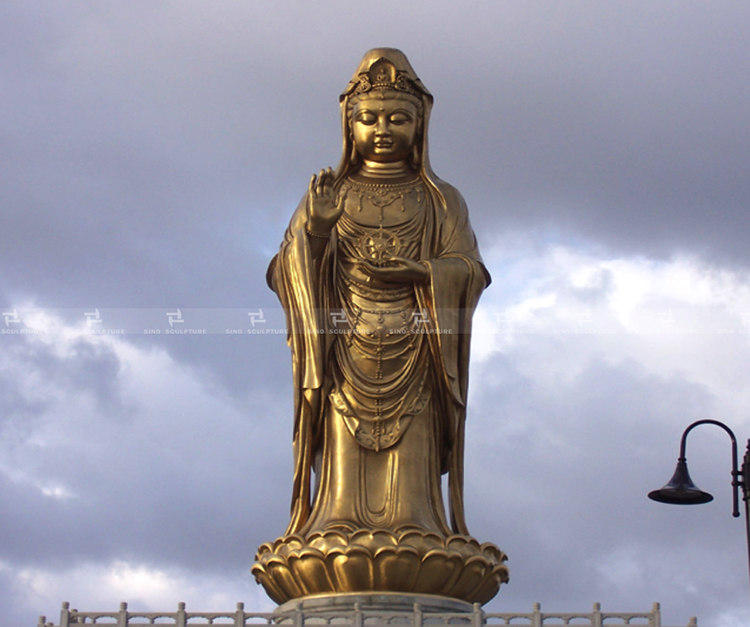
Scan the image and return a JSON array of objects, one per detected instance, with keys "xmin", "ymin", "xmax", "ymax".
[
  {"xmin": 0, "ymin": 308, "xmax": 290, "ymax": 598},
  {"xmin": 473, "ymin": 242, "xmax": 750, "ymax": 428},
  {"xmin": 12, "ymin": 559, "xmax": 275, "ymax": 621}
]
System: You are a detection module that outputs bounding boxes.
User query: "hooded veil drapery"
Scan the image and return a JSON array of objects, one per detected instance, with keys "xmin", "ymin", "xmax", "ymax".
[{"xmin": 267, "ymin": 48, "xmax": 490, "ymax": 538}]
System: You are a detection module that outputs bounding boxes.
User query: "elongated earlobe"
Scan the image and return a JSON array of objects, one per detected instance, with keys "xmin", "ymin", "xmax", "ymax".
[{"xmin": 409, "ymin": 143, "xmax": 420, "ymax": 167}]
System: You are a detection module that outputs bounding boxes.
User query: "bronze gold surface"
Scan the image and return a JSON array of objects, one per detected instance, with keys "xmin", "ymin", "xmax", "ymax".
[{"xmin": 253, "ymin": 48, "xmax": 508, "ymax": 605}]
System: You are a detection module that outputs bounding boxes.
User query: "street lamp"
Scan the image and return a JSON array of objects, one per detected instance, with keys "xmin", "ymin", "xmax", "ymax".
[{"xmin": 648, "ymin": 419, "xmax": 750, "ymax": 596}]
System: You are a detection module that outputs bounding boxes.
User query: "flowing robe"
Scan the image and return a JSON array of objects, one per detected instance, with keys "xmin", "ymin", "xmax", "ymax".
[{"xmin": 267, "ymin": 176, "xmax": 489, "ymax": 538}]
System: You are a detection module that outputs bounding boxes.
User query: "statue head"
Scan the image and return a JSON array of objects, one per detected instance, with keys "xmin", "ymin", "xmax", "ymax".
[
  {"xmin": 336, "ymin": 49, "xmax": 440, "ymax": 183},
  {"xmin": 348, "ymin": 89, "xmax": 421, "ymax": 166}
]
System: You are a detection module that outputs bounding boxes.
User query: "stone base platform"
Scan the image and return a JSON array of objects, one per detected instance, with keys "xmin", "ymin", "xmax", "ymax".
[{"xmin": 273, "ymin": 592, "xmax": 476, "ymax": 624}]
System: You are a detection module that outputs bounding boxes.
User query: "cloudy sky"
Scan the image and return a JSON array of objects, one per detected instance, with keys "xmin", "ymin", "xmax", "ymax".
[{"xmin": 2, "ymin": 2, "xmax": 750, "ymax": 626}]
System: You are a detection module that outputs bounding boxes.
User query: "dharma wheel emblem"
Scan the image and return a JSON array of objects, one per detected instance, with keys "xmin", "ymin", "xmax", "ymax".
[{"xmin": 360, "ymin": 228, "xmax": 401, "ymax": 265}]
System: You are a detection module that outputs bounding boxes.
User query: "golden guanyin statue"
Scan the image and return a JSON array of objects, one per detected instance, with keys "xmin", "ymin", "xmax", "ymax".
[{"xmin": 253, "ymin": 48, "xmax": 508, "ymax": 608}]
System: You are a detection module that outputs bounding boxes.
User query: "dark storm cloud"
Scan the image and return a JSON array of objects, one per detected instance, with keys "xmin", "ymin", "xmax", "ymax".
[
  {"xmin": 2, "ymin": 2, "xmax": 746, "ymax": 301},
  {"xmin": 3, "ymin": 0, "xmax": 747, "ymax": 313},
  {"xmin": 419, "ymin": 2, "xmax": 750, "ymax": 264}
]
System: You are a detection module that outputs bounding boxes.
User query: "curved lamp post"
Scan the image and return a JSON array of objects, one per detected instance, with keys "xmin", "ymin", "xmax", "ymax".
[{"xmin": 648, "ymin": 419, "xmax": 750, "ymax": 597}]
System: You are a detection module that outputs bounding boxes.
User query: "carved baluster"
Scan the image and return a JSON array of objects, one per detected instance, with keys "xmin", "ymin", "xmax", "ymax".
[
  {"xmin": 234, "ymin": 602, "xmax": 245, "ymax": 627},
  {"xmin": 591, "ymin": 603, "xmax": 602, "ymax": 627},
  {"xmin": 651, "ymin": 602, "xmax": 661, "ymax": 627},
  {"xmin": 176, "ymin": 602, "xmax": 186, "ymax": 627},
  {"xmin": 472, "ymin": 603, "xmax": 484, "ymax": 627},
  {"xmin": 117, "ymin": 602, "xmax": 128, "ymax": 627},
  {"xmin": 60, "ymin": 602, "xmax": 70, "ymax": 627},
  {"xmin": 531, "ymin": 603, "xmax": 542, "ymax": 627},
  {"xmin": 413, "ymin": 603, "xmax": 422, "ymax": 627}
]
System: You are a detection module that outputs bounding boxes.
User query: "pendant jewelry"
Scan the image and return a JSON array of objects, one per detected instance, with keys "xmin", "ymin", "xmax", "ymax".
[{"xmin": 359, "ymin": 226, "xmax": 401, "ymax": 265}]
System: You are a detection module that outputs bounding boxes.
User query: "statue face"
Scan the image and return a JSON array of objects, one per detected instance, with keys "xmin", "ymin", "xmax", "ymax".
[{"xmin": 351, "ymin": 96, "xmax": 418, "ymax": 163}]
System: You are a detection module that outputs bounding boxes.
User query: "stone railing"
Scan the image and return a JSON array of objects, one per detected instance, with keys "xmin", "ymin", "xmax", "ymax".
[{"xmin": 38, "ymin": 601, "xmax": 697, "ymax": 627}]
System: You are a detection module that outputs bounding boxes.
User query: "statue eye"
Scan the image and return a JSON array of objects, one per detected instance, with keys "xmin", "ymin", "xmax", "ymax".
[
  {"xmin": 356, "ymin": 111, "xmax": 376, "ymax": 125},
  {"xmin": 390, "ymin": 113, "xmax": 412, "ymax": 125}
]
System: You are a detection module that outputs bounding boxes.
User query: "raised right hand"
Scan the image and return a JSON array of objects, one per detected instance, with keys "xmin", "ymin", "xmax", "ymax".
[{"xmin": 307, "ymin": 167, "xmax": 343, "ymax": 234}]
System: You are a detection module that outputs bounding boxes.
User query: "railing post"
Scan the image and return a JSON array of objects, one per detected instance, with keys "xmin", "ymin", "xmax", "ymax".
[
  {"xmin": 472, "ymin": 603, "xmax": 484, "ymax": 627},
  {"xmin": 293, "ymin": 601, "xmax": 303, "ymax": 627},
  {"xmin": 60, "ymin": 601, "xmax": 70, "ymax": 627},
  {"xmin": 592, "ymin": 602, "xmax": 602, "ymax": 627},
  {"xmin": 651, "ymin": 602, "xmax": 661, "ymax": 627},
  {"xmin": 176, "ymin": 602, "xmax": 187, "ymax": 627},
  {"xmin": 413, "ymin": 603, "xmax": 423, "ymax": 627},
  {"xmin": 531, "ymin": 603, "xmax": 542, "ymax": 627},
  {"xmin": 38, "ymin": 616, "xmax": 46, "ymax": 627},
  {"xmin": 235, "ymin": 601, "xmax": 245, "ymax": 627},
  {"xmin": 687, "ymin": 617, "xmax": 697, "ymax": 627},
  {"xmin": 117, "ymin": 601, "xmax": 128, "ymax": 627},
  {"xmin": 353, "ymin": 602, "xmax": 363, "ymax": 627}
]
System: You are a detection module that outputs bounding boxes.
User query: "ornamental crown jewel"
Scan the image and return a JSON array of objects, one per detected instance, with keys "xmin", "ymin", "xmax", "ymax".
[{"xmin": 353, "ymin": 58, "xmax": 420, "ymax": 97}]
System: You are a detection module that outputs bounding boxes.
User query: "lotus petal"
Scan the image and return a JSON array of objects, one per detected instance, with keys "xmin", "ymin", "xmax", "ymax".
[
  {"xmin": 273, "ymin": 534, "xmax": 305, "ymax": 555},
  {"xmin": 446, "ymin": 535, "xmax": 481, "ymax": 556},
  {"xmin": 288, "ymin": 549, "xmax": 334, "ymax": 596},
  {"xmin": 448, "ymin": 554, "xmax": 489, "ymax": 601},
  {"xmin": 251, "ymin": 563, "xmax": 287, "ymax": 605},
  {"xmin": 307, "ymin": 529, "xmax": 348, "ymax": 550},
  {"xmin": 412, "ymin": 549, "xmax": 461, "ymax": 595},
  {"xmin": 479, "ymin": 542, "xmax": 508, "ymax": 563},
  {"xmin": 472, "ymin": 565, "xmax": 508, "ymax": 605},
  {"xmin": 373, "ymin": 545, "xmax": 420, "ymax": 591},
  {"xmin": 398, "ymin": 529, "xmax": 443, "ymax": 554},
  {"xmin": 263, "ymin": 556, "xmax": 304, "ymax": 602},
  {"xmin": 326, "ymin": 546, "xmax": 373, "ymax": 592},
  {"xmin": 350, "ymin": 529, "xmax": 398, "ymax": 552}
]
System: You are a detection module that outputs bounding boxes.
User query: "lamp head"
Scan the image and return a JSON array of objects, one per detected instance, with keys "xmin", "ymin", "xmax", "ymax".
[{"xmin": 648, "ymin": 459, "xmax": 714, "ymax": 505}]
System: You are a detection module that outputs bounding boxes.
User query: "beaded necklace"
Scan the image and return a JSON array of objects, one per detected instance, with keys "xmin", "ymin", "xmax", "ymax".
[{"xmin": 339, "ymin": 176, "xmax": 423, "ymax": 266}]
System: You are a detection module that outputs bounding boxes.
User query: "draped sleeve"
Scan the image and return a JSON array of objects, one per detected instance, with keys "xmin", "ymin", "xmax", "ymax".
[
  {"xmin": 416, "ymin": 181, "xmax": 490, "ymax": 535},
  {"xmin": 267, "ymin": 193, "xmax": 336, "ymax": 534}
]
